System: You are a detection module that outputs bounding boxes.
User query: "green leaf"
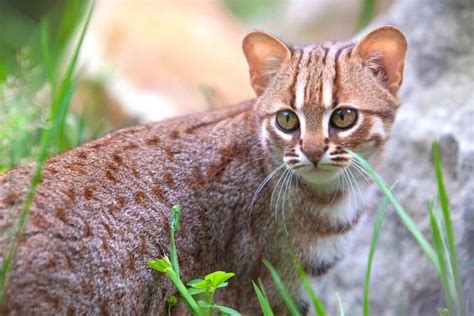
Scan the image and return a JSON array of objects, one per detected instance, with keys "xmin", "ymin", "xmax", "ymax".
[
  {"xmin": 263, "ymin": 259, "xmax": 301, "ymax": 316},
  {"xmin": 364, "ymin": 197, "xmax": 389, "ymax": 316},
  {"xmin": 253, "ymin": 281, "xmax": 274, "ymax": 316},
  {"xmin": 187, "ymin": 278, "xmax": 204, "ymax": 286},
  {"xmin": 147, "ymin": 257, "xmax": 172, "ymax": 273},
  {"xmin": 188, "ymin": 288, "xmax": 206, "ymax": 296},
  {"xmin": 215, "ymin": 305, "xmax": 241, "ymax": 315},
  {"xmin": 295, "ymin": 262, "xmax": 326, "ymax": 316},
  {"xmin": 204, "ymin": 271, "xmax": 235, "ymax": 288}
]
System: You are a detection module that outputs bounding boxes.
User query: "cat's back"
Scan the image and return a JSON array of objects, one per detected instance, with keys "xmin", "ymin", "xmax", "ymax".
[{"xmin": 0, "ymin": 100, "xmax": 258, "ymax": 314}]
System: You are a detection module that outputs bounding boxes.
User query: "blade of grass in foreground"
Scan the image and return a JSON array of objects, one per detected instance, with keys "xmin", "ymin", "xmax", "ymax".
[
  {"xmin": 432, "ymin": 142, "xmax": 465, "ymax": 315},
  {"xmin": 295, "ymin": 262, "xmax": 326, "ymax": 316},
  {"xmin": 349, "ymin": 150, "xmax": 440, "ymax": 273},
  {"xmin": 0, "ymin": 1, "xmax": 94, "ymax": 304},
  {"xmin": 363, "ymin": 197, "xmax": 388, "ymax": 316},
  {"xmin": 170, "ymin": 205, "xmax": 182, "ymax": 277},
  {"xmin": 263, "ymin": 259, "xmax": 301, "ymax": 316},
  {"xmin": 428, "ymin": 203, "xmax": 455, "ymax": 314},
  {"xmin": 253, "ymin": 281, "xmax": 274, "ymax": 316}
]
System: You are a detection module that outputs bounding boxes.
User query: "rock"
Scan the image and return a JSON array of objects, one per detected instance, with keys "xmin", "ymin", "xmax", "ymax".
[{"xmin": 316, "ymin": 0, "xmax": 474, "ymax": 314}]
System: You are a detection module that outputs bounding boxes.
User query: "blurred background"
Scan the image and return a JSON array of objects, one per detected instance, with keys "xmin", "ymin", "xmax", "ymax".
[
  {"xmin": 0, "ymin": 0, "xmax": 393, "ymax": 170},
  {"xmin": 0, "ymin": 0, "xmax": 472, "ymax": 315}
]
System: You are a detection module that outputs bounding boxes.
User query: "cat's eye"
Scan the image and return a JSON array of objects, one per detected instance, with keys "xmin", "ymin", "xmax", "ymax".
[
  {"xmin": 276, "ymin": 110, "xmax": 300, "ymax": 132},
  {"xmin": 330, "ymin": 108, "xmax": 358, "ymax": 129}
]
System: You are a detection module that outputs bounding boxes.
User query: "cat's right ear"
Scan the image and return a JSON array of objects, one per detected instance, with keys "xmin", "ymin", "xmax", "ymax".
[{"xmin": 242, "ymin": 31, "xmax": 291, "ymax": 96}]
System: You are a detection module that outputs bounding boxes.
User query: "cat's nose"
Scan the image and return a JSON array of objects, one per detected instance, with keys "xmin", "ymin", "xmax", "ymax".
[{"xmin": 301, "ymin": 147, "xmax": 325, "ymax": 165}]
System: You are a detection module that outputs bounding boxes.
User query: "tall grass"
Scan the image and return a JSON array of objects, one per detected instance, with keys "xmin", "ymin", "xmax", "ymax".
[
  {"xmin": 0, "ymin": 1, "xmax": 94, "ymax": 305},
  {"xmin": 353, "ymin": 144, "xmax": 465, "ymax": 316}
]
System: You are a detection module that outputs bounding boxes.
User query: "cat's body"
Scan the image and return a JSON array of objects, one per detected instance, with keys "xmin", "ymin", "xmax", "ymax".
[{"xmin": 0, "ymin": 26, "xmax": 407, "ymax": 314}]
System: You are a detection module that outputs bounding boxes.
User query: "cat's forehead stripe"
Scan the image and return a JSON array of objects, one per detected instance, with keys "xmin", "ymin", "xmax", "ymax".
[{"xmin": 294, "ymin": 47, "xmax": 312, "ymax": 111}]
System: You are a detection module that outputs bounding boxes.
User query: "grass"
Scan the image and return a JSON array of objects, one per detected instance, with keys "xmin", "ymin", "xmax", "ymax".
[{"xmin": 0, "ymin": 0, "xmax": 94, "ymax": 306}]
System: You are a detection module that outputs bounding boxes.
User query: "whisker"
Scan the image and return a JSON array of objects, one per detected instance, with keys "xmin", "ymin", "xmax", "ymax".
[{"xmin": 271, "ymin": 168, "xmax": 289, "ymax": 223}]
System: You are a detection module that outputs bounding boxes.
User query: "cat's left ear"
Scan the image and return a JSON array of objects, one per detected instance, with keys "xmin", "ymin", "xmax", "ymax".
[
  {"xmin": 242, "ymin": 31, "xmax": 291, "ymax": 96},
  {"xmin": 352, "ymin": 25, "xmax": 407, "ymax": 95}
]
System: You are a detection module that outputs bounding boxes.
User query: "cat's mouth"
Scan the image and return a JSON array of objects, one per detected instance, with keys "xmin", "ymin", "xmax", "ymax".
[{"xmin": 290, "ymin": 162, "xmax": 342, "ymax": 184}]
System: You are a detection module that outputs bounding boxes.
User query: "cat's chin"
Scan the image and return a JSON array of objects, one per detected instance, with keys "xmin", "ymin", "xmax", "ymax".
[{"xmin": 295, "ymin": 165, "xmax": 340, "ymax": 186}]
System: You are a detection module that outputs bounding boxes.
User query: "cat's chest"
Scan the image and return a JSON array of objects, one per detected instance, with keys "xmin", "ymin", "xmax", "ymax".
[{"xmin": 293, "ymin": 193, "xmax": 365, "ymax": 276}]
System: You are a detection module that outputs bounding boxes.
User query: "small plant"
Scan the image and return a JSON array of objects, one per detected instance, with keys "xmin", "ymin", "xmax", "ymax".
[{"xmin": 147, "ymin": 205, "xmax": 239, "ymax": 316}]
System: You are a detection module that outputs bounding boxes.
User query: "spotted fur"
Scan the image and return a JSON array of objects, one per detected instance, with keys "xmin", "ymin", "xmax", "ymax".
[{"xmin": 0, "ymin": 25, "xmax": 406, "ymax": 314}]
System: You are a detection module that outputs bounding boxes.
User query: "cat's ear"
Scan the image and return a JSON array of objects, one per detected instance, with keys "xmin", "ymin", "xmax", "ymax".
[
  {"xmin": 352, "ymin": 25, "xmax": 407, "ymax": 95},
  {"xmin": 242, "ymin": 31, "xmax": 291, "ymax": 96}
]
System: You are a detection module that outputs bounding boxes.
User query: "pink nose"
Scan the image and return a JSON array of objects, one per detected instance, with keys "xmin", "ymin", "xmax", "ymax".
[{"xmin": 301, "ymin": 147, "xmax": 325, "ymax": 165}]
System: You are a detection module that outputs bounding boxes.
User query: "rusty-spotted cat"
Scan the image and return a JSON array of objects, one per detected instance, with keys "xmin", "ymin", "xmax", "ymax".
[{"xmin": 0, "ymin": 25, "xmax": 406, "ymax": 314}]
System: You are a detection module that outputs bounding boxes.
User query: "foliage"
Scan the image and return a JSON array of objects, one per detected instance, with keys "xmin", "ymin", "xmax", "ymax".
[{"xmin": 0, "ymin": 0, "xmax": 94, "ymax": 306}]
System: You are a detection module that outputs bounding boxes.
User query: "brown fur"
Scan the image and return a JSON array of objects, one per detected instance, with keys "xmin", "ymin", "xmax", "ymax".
[{"xmin": 0, "ymin": 26, "xmax": 407, "ymax": 314}]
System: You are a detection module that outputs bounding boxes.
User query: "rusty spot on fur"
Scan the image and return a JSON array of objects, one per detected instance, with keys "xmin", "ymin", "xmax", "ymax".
[
  {"xmin": 112, "ymin": 153, "xmax": 123, "ymax": 165},
  {"xmin": 145, "ymin": 136, "xmax": 160, "ymax": 146},
  {"xmin": 82, "ymin": 282, "xmax": 93, "ymax": 295},
  {"xmin": 31, "ymin": 212, "xmax": 49, "ymax": 230},
  {"xmin": 44, "ymin": 258, "xmax": 57, "ymax": 269},
  {"xmin": 163, "ymin": 147, "xmax": 174, "ymax": 159},
  {"xmin": 126, "ymin": 252, "xmax": 135, "ymax": 270},
  {"xmin": 65, "ymin": 253, "xmax": 73, "ymax": 269},
  {"xmin": 37, "ymin": 289, "xmax": 59, "ymax": 308},
  {"xmin": 152, "ymin": 185, "xmax": 166, "ymax": 201},
  {"xmin": 163, "ymin": 171, "xmax": 176, "ymax": 189},
  {"xmin": 190, "ymin": 166, "xmax": 206, "ymax": 189},
  {"xmin": 55, "ymin": 208, "xmax": 68, "ymax": 223},
  {"xmin": 105, "ymin": 168, "xmax": 117, "ymax": 182},
  {"xmin": 207, "ymin": 142, "xmax": 248, "ymax": 181},
  {"xmin": 67, "ymin": 305, "xmax": 75, "ymax": 316},
  {"xmin": 66, "ymin": 187, "xmax": 76, "ymax": 203},
  {"xmin": 64, "ymin": 163, "xmax": 87, "ymax": 175},
  {"xmin": 83, "ymin": 221, "xmax": 92, "ymax": 237},
  {"xmin": 108, "ymin": 203, "xmax": 119, "ymax": 214},
  {"xmin": 123, "ymin": 142, "xmax": 138, "ymax": 151},
  {"xmin": 134, "ymin": 191, "xmax": 146, "ymax": 205},
  {"xmin": 117, "ymin": 196, "xmax": 126, "ymax": 208},
  {"xmin": 101, "ymin": 236, "xmax": 110, "ymax": 253},
  {"xmin": 3, "ymin": 191, "xmax": 19, "ymax": 207},
  {"xmin": 131, "ymin": 167, "xmax": 140, "ymax": 178},
  {"xmin": 139, "ymin": 236, "xmax": 147, "ymax": 255},
  {"xmin": 84, "ymin": 186, "xmax": 96, "ymax": 200},
  {"xmin": 170, "ymin": 130, "xmax": 180, "ymax": 139},
  {"xmin": 76, "ymin": 151, "xmax": 88, "ymax": 159},
  {"xmin": 46, "ymin": 167, "xmax": 59, "ymax": 175}
]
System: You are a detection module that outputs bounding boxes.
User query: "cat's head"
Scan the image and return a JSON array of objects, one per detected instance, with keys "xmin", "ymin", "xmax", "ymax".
[{"xmin": 243, "ymin": 25, "xmax": 407, "ymax": 185}]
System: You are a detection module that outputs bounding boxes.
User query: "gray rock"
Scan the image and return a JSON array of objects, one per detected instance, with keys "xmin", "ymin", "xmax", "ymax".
[{"xmin": 316, "ymin": 0, "xmax": 474, "ymax": 314}]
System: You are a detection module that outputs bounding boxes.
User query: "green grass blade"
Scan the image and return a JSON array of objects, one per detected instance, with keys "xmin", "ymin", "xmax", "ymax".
[
  {"xmin": 263, "ymin": 259, "xmax": 301, "ymax": 316},
  {"xmin": 0, "ymin": 1, "xmax": 94, "ymax": 305},
  {"xmin": 40, "ymin": 18, "xmax": 56, "ymax": 95},
  {"xmin": 363, "ymin": 197, "xmax": 389, "ymax": 316},
  {"xmin": 428, "ymin": 203, "xmax": 455, "ymax": 314},
  {"xmin": 349, "ymin": 150, "xmax": 440, "ymax": 273},
  {"xmin": 165, "ymin": 269, "xmax": 202, "ymax": 315},
  {"xmin": 295, "ymin": 262, "xmax": 326, "ymax": 316},
  {"xmin": 357, "ymin": 0, "xmax": 376, "ymax": 30},
  {"xmin": 336, "ymin": 293, "xmax": 345, "ymax": 316},
  {"xmin": 170, "ymin": 204, "xmax": 182, "ymax": 277},
  {"xmin": 432, "ymin": 142, "xmax": 465, "ymax": 315},
  {"xmin": 253, "ymin": 281, "xmax": 274, "ymax": 316}
]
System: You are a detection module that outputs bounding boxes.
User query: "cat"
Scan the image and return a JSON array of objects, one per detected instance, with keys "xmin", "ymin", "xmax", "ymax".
[{"xmin": 0, "ymin": 25, "xmax": 407, "ymax": 314}]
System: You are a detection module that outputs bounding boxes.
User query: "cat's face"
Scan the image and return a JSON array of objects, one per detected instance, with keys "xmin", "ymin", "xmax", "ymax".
[{"xmin": 243, "ymin": 26, "xmax": 407, "ymax": 185}]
